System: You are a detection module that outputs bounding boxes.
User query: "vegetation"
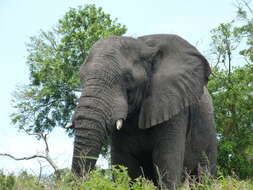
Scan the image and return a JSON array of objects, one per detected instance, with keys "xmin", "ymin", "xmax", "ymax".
[
  {"xmin": 208, "ymin": 0, "xmax": 253, "ymax": 178},
  {"xmin": 0, "ymin": 167, "xmax": 252, "ymax": 190}
]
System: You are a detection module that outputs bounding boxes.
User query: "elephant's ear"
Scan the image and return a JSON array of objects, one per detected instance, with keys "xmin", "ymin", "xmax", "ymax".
[{"xmin": 138, "ymin": 34, "xmax": 211, "ymax": 129}]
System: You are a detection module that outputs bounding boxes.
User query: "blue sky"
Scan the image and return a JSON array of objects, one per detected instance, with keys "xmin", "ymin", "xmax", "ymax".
[{"xmin": 0, "ymin": 0, "xmax": 238, "ymax": 174}]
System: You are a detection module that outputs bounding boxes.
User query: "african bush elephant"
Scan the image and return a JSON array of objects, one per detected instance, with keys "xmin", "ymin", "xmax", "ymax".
[{"xmin": 71, "ymin": 34, "xmax": 217, "ymax": 189}]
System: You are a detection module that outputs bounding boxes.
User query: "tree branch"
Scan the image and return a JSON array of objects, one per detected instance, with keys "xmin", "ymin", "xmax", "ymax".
[
  {"xmin": 242, "ymin": 0, "xmax": 253, "ymax": 16},
  {"xmin": 0, "ymin": 153, "xmax": 44, "ymax": 161},
  {"xmin": 0, "ymin": 132, "xmax": 59, "ymax": 173}
]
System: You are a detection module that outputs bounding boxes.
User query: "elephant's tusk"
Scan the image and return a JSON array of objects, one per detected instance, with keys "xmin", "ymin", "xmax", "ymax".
[
  {"xmin": 65, "ymin": 122, "xmax": 73, "ymax": 129},
  {"xmin": 116, "ymin": 119, "xmax": 123, "ymax": 130}
]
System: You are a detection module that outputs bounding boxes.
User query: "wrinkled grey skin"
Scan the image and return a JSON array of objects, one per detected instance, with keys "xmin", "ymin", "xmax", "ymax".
[{"xmin": 71, "ymin": 34, "xmax": 217, "ymax": 189}]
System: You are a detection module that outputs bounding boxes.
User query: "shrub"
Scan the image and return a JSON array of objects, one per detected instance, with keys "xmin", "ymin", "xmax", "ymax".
[{"xmin": 0, "ymin": 167, "xmax": 252, "ymax": 190}]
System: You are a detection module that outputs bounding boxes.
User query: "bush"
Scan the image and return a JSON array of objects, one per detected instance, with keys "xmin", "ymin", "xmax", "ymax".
[
  {"xmin": 0, "ymin": 171, "xmax": 15, "ymax": 190},
  {"xmin": 0, "ymin": 167, "xmax": 252, "ymax": 190}
]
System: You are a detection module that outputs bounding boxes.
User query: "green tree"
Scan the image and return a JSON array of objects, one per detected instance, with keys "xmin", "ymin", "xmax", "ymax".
[
  {"xmin": 11, "ymin": 5, "xmax": 127, "ymax": 135},
  {"xmin": 208, "ymin": 2, "xmax": 253, "ymax": 178},
  {"xmin": 236, "ymin": 0, "xmax": 253, "ymax": 61}
]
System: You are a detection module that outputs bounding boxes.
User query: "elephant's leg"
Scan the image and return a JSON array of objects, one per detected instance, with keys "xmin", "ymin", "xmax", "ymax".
[
  {"xmin": 152, "ymin": 118, "xmax": 188, "ymax": 189},
  {"xmin": 111, "ymin": 150, "xmax": 142, "ymax": 179},
  {"xmin": 139, "ymin": 152, "xmax": 157, "ymax": 185},
  {"xmin": 111, "ymin": 131, "xmax": 143, "ymax": 179},
  {"xmin": 197, "ymin": 151, "xmax": 211, "ymax": 177},
  {"xmin": 206, "ymin": 144, "xmax": 217, "ymax": 176}
]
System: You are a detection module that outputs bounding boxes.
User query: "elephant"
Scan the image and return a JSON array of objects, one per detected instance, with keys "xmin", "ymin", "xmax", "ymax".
[{"xmin": 70, "ymin": 34, "xmax": 217, "ymax": 189}]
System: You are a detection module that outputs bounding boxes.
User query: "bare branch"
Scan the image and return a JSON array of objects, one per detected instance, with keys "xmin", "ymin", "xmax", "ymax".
[
  {"xmin": 0, "ymin": 153, "xmax": 45, "ymax": 161},
  {"xmin": 0, "ymin": 132, "xmax": 59, "ymax": 173},
  {"xmin": 0, "ymin": 153, "xmax": 59, "ymax": 172},
  {"xmin": 41, "ymin": 133, "xmax": 50, "ymax": 154},
  {"xmin": 37, "ymin": 160, "xmax": 43, "ymax": 184},
  {"xmin": 22, "ymin": 130, "xmax": 50, "ymax": 153},
  {"xmin": 242, "ymin": 0, "xmax": 253, "ymax": 16}
]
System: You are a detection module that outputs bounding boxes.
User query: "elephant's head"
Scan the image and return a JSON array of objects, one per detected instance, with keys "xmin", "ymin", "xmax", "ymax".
[{"xmin": 71, "ymin": 34, "xmax": 211, "ymax": 175}]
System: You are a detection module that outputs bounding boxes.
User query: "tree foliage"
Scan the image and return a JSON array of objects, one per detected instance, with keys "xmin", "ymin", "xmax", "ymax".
[
  {"xmin": 208, "ymin": 0, "xmax": 253, "ymax": 178},
  {"xmin": 11, "ymin": 5, "xmax": 127, "ymax": 135}
]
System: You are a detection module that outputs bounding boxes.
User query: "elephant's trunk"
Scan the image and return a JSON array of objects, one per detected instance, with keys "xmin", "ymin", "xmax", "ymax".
[
  {"xmin": 71, "ymin": 82, "xmax": 120, "ymax": 176},
  {"xmin": 72, "ymin": 118, "xmax": 106, "ymax": 176},
  {"xmin": 72, "ymin": 61, "xmax": 128, "ymax": 176},
  {"xmin": 71, "ymin": 86, "xmax": 111, "ymax": 176}
]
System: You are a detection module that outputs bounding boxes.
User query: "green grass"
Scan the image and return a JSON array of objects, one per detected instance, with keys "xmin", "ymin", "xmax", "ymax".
[{"xmin": 0, "ymin": 167, "xmax": 252, "ymax": 190}]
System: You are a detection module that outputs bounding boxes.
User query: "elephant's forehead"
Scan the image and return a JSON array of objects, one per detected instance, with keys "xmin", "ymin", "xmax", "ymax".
[
  {"xmin": 92, "ymin": 36, "xmax": 145, "ymax": 55},
  {"xmin": 80, "ymin": 59, "xmax": 122, "ymax": 84},
  {"xmin": 82, "ymin": 61, "xmax": 120, "ymax": 75},
  {"xmin": 93, "ymin": 36, "xmax": 124, "ymax": 50}
]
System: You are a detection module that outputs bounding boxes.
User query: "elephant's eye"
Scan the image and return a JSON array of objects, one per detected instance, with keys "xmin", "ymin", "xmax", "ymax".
[
  {"xmin": 127, "ymin": 87, "xmax": 136, "ymax": 102},
  {"xmin": 123, "ymin": 71, "xmax": 134, "ymax": 85}
]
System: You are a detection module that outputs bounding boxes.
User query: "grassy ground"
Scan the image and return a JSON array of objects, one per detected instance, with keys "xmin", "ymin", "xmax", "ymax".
[{"xmin": 0, "ymin": 167, "xmax": 252, "ymax": 190}]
